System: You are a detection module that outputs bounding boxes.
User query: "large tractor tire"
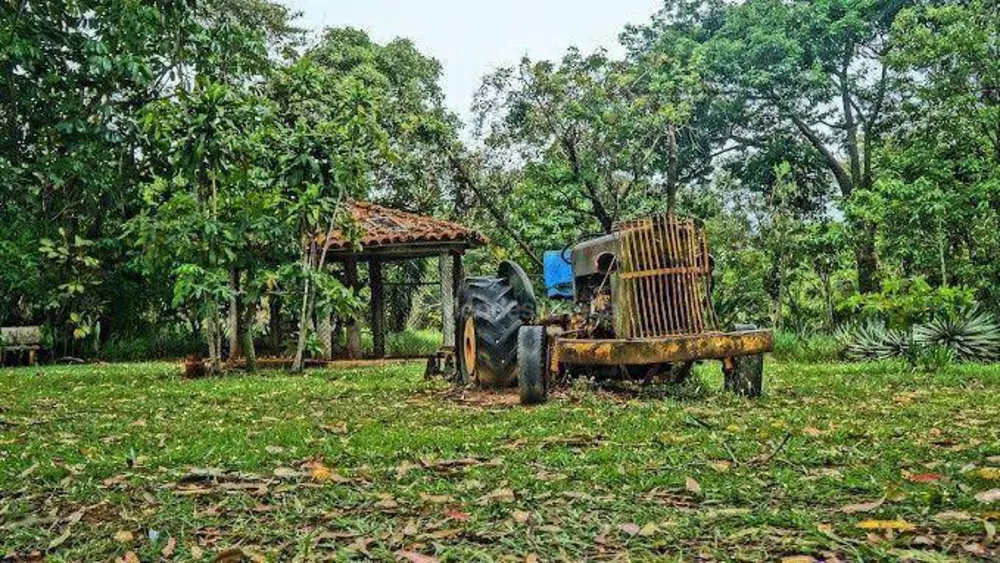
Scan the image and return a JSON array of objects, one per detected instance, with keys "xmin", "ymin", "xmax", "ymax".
[
  {"xmin": 723, "ymin": 324, "xmax": 764, "ymax": 397},
  {"xmin": 517, "ymin": 326, "xmax": 547, "ymax": 405},
  {"xmin": 457, "ymin": 277, "xmax": 525, "ymax": 388}
]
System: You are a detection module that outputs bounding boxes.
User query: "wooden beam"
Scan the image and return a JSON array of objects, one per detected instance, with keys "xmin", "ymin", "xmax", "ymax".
[
  {"xmin": 370, "ymin": 258, "xmax": 386, "ymax": 358},
  {"xmin": 344, "ymin": 257, "xmax": 362, "ymax": 360}
]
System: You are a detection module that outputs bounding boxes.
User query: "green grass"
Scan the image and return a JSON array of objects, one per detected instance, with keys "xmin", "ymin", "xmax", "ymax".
[{"xmin": 2, "ymin": 360, "xmax": 999, "ymax": 561}]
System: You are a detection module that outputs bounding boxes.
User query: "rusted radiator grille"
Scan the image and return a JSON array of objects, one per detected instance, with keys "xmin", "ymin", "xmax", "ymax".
[{"xmin": 617, "ymin": 215, "xmax": 719, "ymax": 338}]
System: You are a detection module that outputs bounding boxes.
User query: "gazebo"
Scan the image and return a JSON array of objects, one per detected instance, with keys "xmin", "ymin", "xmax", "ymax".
[{"xmin": 319, "ymin": 201, "xmax": 486, "ymax": 359}]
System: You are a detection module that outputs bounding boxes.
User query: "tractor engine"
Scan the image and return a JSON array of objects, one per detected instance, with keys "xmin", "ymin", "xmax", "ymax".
[{"xmin": 546, "ymin": 216, "xmax": 717, "ymax": 340}]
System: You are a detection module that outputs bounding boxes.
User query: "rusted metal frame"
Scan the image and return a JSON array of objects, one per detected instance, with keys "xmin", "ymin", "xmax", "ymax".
[
  {"xmin": 652, "ymin": 218, "xmax": 671, "ymax": 337},
  {"xmin": 670, "ymin": 217, "xmax": 691, "ymax": 333},
  {"xmin": 686, "ymin": 218, "xmax": 705, "ymax": 333},
  {"xmin": 688, "ymin": 219, "xmax": 704, "ymax": 333},
  {"xmin": 619, "ymin": 266, "xmax": 711, "ymax": 279},
  {"xmin": 621, "ymin": 227, "xmax": 642, "ymax": 339},
  {"xmin": 553, "ymin": 329, "xmax": 775, "ymax": 366},
  {"xmin": 640, "ymin": 220, "xmax": 664, "ymax": 337},
  {"xmin": 700, "ymin": 229, "xmax": 719, "ymax": 330},
  {"xmin": 665, "ymin": 217, "xmax": 680, "ymax": 335}
]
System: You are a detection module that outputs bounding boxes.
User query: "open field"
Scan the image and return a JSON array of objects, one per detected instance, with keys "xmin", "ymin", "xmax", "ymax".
[{"xmin": 2, "ymin": 360, "xmax": 999, "ymax": 561}]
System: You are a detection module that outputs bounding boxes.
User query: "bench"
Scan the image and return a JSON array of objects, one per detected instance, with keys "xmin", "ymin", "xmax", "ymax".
[{"xmin": 1, "ymin": 326, "xmax": 43, "ymax": 366}]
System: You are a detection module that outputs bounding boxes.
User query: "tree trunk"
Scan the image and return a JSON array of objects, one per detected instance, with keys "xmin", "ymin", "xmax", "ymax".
[
  {"xmin": 238, "ymin": 282, "xmax": 257, "ymax": 372},
  {"xmin": 854, "ymin": 219, "xmax": 879, "ymax": 294},
  {"xmin": 269, "ymin": 293, "xmax": 282, "ymax": 353},
  {"xmin": 292, "ymin": 243, "xmax": 316, "ymax": 373},
  {"xmin": 229, "ymin": 269, "xmax": 242, "ymax": 359}
]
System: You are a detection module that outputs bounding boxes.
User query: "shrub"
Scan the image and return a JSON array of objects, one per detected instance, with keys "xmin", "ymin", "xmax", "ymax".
[
  {"xmin": 837, "ymin": 321, "xmax": 910, "ymax": 361},
  {"xmin": 913, "ymin": 308, "xmax": 1000, "ymax": 362}
]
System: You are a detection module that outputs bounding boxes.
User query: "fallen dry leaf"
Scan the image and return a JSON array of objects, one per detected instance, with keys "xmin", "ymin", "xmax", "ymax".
[
  {"xmin": 855, "ymin": 519, "xmax": 915, "ymax": 531},
  {"xmin": 709, "ymin": 460, "xmax": 732, "ymax": 472},
  {"xmin": 512, "ymin": 510, "xmax": 530, "ymax": 524},
  {"xmin": 374, "ymin": 497, "xmax": 399, "ymax": 509},
  {"xmin": 272, "ymin": 467, "xmax": 300, "ymax": 479},
  {"xmin": 975, "ymin": 489, "xmax": 1000, "ymax": 503},
  {"xmin": 638, "ymin": 522, "xmax": 658, "ymax": 537},
  {"xmin": 934, "ymin": 510, "xmax": 972, "ymax": 521},
  {"xmin": 419, "ymin": 493, "xmax": 454, "ymax": 504},
  {"xmin": 162, "ymin": 536, "xmax": 177, "ymax": 557},
  {"xmin": 906, "ymin": 473, "xmax": 943, "ymax": 483},
  {"xmin": 480, "ymin": 488, "xmax": 515, "ymax": 503},
  {"xmin": 444, "ymin": 509, "xmax": 470, "ymax": 521},
  {"xmin": 974, "ymin": 468, "xmax": 1000, "ymax": 480},
  {"xmin": 48, "ymin": 528, "xmax": 72, "ymax": 550},
  {"xmin": 685, "ymin": 476, "xmax": 702, "ymax": 495},
  {"xmin": 213, "ymin": 547, "xmax": 247, "ymax": 563},
  {"xmin": 113, "ymin": 530, "xmax": 134, "ymax": 543},
  {"xmin": 842, "ymin": 497, "xmax": 885, "ymax": 514},
  {"xmin": 122, "ymin": 552, "xmax": 140, "ymax": 563},
  {"xmin": 18, "ymin": 463, "xmax": 39, "ymax": 479},
  {"xmin": 619, "ymin": 523, "xmax": 641, "ymax": 536},
  {"xmin": 396, "ymin": 551, "xmax": 439, "ymax": 563}
]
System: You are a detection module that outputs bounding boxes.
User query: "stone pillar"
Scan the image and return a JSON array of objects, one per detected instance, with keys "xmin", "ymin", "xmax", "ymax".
[
  {"xmin": 316, "ymin": 305, "xmax": 332, "ymax": 360},
  {"xmin": 370, "ymin": 258, "xmax": 386, "ymax": 358},
  {"xmin": 344, "ymin": 257, "xmax": 362, "ymax": 359},
  {"xmin": 440, "ymin": 252, "xmax": 455, "ymax": 348}
]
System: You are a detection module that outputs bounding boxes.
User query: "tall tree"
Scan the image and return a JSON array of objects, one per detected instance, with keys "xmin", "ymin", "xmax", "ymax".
[{"xmin": 702, "ymin": 0, "xmax": 905, "ymax": 293}]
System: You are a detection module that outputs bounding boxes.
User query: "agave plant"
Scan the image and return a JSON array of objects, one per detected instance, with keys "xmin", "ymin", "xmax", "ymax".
[
  {"xmin": 914, "ymin": 308, "xmax": 1000, "ymax": 362},
  {"xmin": 837, "ymin": 320, "xmax": 910, "ymax": 361}
]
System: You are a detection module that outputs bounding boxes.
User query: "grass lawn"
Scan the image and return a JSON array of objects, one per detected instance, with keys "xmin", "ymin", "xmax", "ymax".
[{"xmin": 2, "ymin": 359, "xmax": 999, "ymax": 561}]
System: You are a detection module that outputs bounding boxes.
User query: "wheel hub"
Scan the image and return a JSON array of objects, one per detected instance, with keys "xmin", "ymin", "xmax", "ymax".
[{"xmin": 463, "ymin": 316, "xmax": 477, "ymax": 377}]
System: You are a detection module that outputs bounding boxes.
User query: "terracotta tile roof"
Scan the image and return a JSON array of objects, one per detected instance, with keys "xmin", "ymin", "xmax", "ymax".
[{"xmin": 323, "ymin": 201, "xmax": 487, "ymax": 251}]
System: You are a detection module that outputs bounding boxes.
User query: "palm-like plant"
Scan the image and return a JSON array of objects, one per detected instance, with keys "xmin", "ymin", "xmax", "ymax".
[
  {"xmin": 913, "ymin": 308, "xmax": 1000, "ymax": 362},
  {"xmin": 837, "ymin": 321, "xmax": 910, "ymax": 361}
]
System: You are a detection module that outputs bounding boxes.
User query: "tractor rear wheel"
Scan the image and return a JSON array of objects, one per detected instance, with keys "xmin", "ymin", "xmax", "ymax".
[
  {"xmin": 517, "ymin": 326, "xmax": 547, "ymax": 405},
  {"xmin": 457, "ymin": 277, "xmax": 524, "ymax": 388}
]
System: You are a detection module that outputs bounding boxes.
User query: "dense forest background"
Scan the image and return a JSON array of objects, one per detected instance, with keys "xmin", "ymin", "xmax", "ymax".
[{"xmin": 2, "ymin": 0, "xmax": 998, "ymax": 364}]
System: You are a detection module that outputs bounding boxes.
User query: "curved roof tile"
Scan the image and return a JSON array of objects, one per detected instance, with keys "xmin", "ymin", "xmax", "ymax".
[{"xmin": 323, "ymin": 201, "xmax": 487, "ymax": 251}]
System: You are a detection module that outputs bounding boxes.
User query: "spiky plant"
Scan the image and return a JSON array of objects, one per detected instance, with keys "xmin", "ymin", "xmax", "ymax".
[
  {"xmin": 913, "ymin": 308, "xmax": 1000, "ymax": 362},
  {"xmin": 837, "ymin": 320, "xmax": 910, "ymax": 361}
]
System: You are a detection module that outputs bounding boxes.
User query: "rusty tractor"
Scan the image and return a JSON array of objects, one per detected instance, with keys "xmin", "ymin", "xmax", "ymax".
[{"xmin": 456, "ymin": 214, "xmax": 774, "ymax": 404}]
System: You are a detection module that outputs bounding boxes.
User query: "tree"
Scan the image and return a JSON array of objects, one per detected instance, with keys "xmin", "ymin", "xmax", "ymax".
[
  {"xmin": 872, "ymin": 0, "xmax": 1000, "ymax": 304},
  {"xmin": 268, "ymin": 59, "xmax": 386, "ymax": 372},
  {"xmin": 701, "ymin": 0, "xmax": 906, "ymax": 293},
  {"xmin": 134, "ymin": 80, "xmax": 277, "ymax": 372}
]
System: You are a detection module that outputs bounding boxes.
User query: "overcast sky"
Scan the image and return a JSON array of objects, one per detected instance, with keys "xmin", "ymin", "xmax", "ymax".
[{"xmin": 285, "ymin": 1, "xmax": 662, "ymax": 125}]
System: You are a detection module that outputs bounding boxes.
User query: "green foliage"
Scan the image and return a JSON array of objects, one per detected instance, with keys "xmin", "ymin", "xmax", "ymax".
[
  {"xmin": 771, "ymin": 331, "xmax": 843, "ymax": 364},
  {"xmin": 840, "ymin": 277, "xmax": 976, "ymax": 329}
]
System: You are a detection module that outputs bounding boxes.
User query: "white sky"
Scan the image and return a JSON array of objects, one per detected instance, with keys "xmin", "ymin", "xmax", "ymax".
[{"xmin": 285, "ymin": 1, "xmax": 662, "ymax": 125}]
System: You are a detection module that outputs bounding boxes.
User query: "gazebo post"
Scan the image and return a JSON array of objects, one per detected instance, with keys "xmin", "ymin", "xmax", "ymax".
[
  {"xmin": 344, "ymin": 257, "xmax": 362, "ymax": 359},
  {"xmin": 370, "ymin": 258, "xmax": 386, "ymax": 358},
  {"xmin": 440, "ymin": 252, "xmax": 455, "ymax": 348}
]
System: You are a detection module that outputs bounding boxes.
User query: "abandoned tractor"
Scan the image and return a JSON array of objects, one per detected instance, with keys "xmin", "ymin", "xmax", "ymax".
[{"xmin": 456, "ymin": 214, "xmax": 774, "ymax": 404}]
